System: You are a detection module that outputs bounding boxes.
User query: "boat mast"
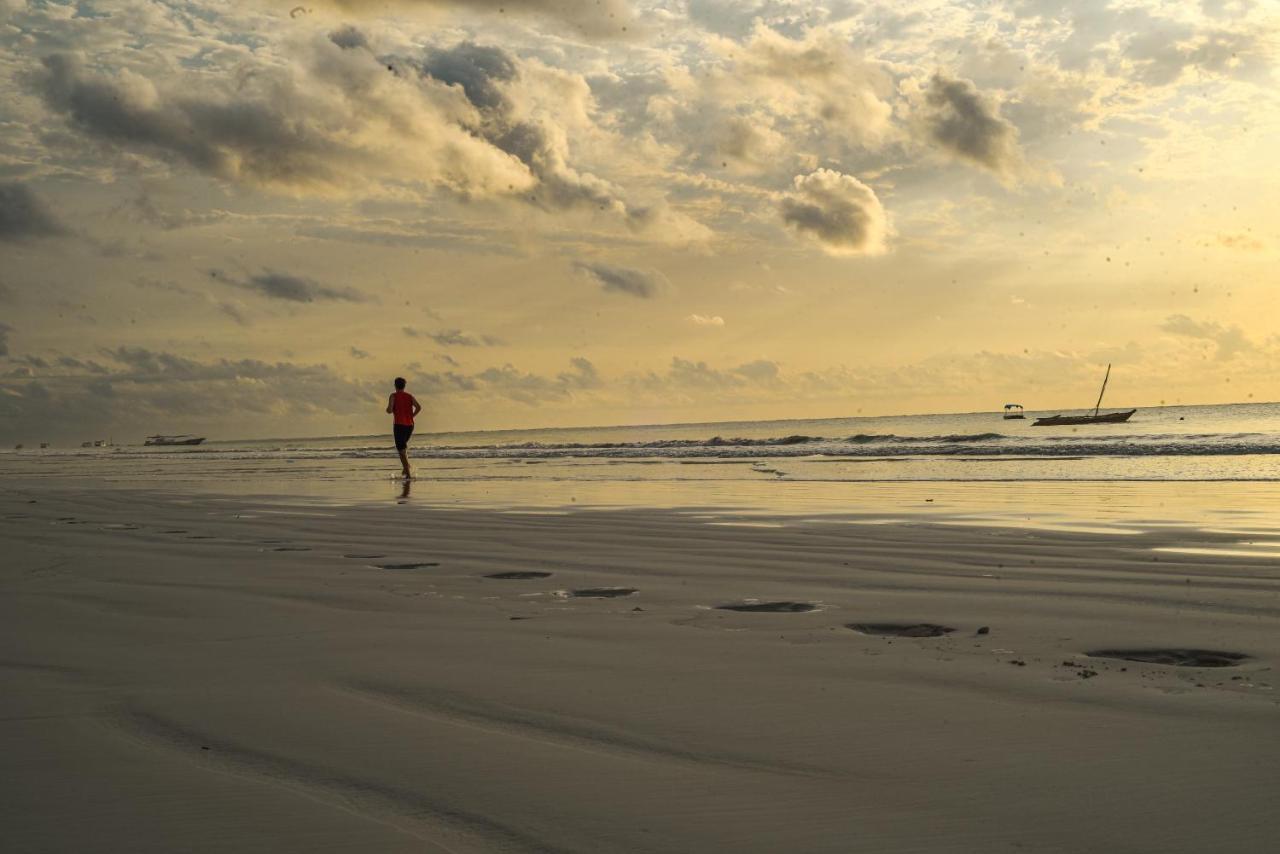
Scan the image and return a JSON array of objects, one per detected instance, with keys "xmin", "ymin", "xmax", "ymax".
[{"xmin": 1093, "ymin": 363, "xmax": 1111, "ymax": 417}]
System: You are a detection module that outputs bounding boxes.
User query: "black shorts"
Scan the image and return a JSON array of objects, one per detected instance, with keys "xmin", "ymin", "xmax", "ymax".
[{"xmin": 393, "ymin": 424, "xmax": 414, "ymax": 450}]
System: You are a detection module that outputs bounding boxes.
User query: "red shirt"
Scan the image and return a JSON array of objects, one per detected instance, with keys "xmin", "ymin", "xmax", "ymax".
[{"xmin": 391, "ymin": 391, "xmax": 416, "ymax": 426}]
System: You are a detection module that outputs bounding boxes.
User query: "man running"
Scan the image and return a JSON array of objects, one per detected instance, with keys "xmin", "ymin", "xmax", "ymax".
[{"xmin": 386, "ymin": 377, "xmax": 422, "ymax": 479}]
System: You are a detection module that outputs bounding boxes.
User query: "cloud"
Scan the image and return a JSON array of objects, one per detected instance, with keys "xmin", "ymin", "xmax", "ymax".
[
  {"xmin": 410, "ymin": 357, "xmax": 601, "ymax": 405},
  {"xmin": 1213, "ymin": 232, "xmax": 1265, "ymax": 251},
  {"xmin": 1161, "ymin": 314, "xmax": 1254, "ymax": 360},
  {"xmin": 779, "ymin": 169, "xmax": 889, "ymax": 256},
  {"xmin": 687, "ymin": 314, "xmax": 725, "ymax": 327},
  {"xmin": 919, "ymin": 74, "xmax": 1031, "ymax": 183},
  {"xmin": 218, "ymin": 302, "xmax": 250, "ymax": 326},
  {"xmin": 31, "ymin": 46, "xmax": 534, "ymax": 198},
  {"xmin": 573, "ymin": 261, "xmax": 669, "ymax": 298},
  {"xmin": 558, "ymin": 356, "xmax": 600, "ymax": 389},
  {"xmin": 0, "ymin": 182, "xmax": 66, "ymax": 241},
  {"xmin": 403, "ymin": 327, "xmax": 504, "ymax": 347},
  {"xmin": 209, "ymin": 269, "xmax": 367, "ymax": 304},
  {"xmin": 632, "ymin": 357, "xmax": 783, "ymax": 395},
  {"xmin": 329, "ymin": 0, "xmax": 638, "ymax": 39},
  {"xmin": 132, "ymin": 277, "xmax": 252, "ymax": 325},
  {"xmin": 635, "ymin": 24, "xmax": 894, "ymax": 180},
  {"xmin": 416, "ymin": 42, "xmax": 623, "ymax": 213},
  {"xmin": 0, "ymin": 346, "xmax": 370, "ymax": 438},
  {"xmin": 349, "ymin": 346, "xmax": 371, "ymax": 359},
  {"xmin": 0, "ymin": 322, "xmax": 11, "ymax": 357},
  {"xmin": 328, "ymin": 25, "xmax": 369, "ymax": 51},
  {"xmin": 119, "ymin": 191, "xmax": 234, "ymax": 230},
  {"xmin": 412, "ymin": 41, "xmax": 708, "ymax": 243}
]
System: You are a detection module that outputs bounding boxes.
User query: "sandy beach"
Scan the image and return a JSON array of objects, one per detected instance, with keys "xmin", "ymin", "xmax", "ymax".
[{"xmin": 3, "ymin": 484, "xmax": 1278, "ymax": 853}]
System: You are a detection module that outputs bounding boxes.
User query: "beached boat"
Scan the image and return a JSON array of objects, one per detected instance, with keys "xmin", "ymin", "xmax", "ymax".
[
  {"xmin": 1002, "ymin": 404, "xmax": 1025, "ymax": 420},
  {"xmin": 1033, "ymin": 364, "xmax": 1135, "ymax": 426},
  {"xmin": 144, "ymin": 435, "xmax": 206, "ymax": 446}
]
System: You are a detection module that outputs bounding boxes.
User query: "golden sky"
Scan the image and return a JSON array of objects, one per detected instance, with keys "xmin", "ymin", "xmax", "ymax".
[{"xmin": 0, "ymin": 0, "xmax": 1277, "ymax": 441}]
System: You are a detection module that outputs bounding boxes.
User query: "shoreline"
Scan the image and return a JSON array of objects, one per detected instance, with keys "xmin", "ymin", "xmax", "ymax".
[{"xmin": 4, "ymin": 484, "xmax": 1279, "ymax": 852}]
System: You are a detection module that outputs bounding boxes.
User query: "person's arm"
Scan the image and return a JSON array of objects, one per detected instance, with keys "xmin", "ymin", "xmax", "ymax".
[
  {"xmin": 411, "ymin": 396, "xmax": 422, "ymax": 417},
  {"xmin": 386, "ymin": 393, "xmax": 395, "ymax": 415}
]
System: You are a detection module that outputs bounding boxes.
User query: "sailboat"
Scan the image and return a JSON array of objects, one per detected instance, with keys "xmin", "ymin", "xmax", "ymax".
[{"xmin": 1032, "ymin": 364, "xmax": 1135, "ymax": 427}]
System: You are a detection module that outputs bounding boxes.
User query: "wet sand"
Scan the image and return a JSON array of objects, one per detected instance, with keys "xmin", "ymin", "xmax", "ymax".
[{"xmin": 3, "ymin": 486, "xmax": 1279, "ymax": 852}]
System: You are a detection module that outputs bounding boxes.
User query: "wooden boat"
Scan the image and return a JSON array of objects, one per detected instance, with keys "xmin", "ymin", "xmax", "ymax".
[
  {"xmin": 1031, "ymin": 409, "xmax": 1135, "ymax": 427},
  {"xmin": 1032, "ymin": 364, "xmax": 1135, "ymax": 426},
  {"xmin": 1002, "ymin": 404, "xmax": 1025, "ymax": 420},
  {"xmin": 145, "ymin": 434, "xmax": 206, "ymax": 446}
]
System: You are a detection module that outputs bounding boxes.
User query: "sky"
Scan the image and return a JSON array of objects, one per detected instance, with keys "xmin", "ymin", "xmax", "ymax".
[{"xmin": 0, "ymin": 0, "xmax": 1277, "ymax": 442}]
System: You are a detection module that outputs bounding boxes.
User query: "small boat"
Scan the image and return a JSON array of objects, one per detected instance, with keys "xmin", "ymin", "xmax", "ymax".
[
  {"xmin": 40, "ymin": 442, "xmax": 49, "ymax": 449},
  {"xmin": 1033, "ymin": 364, "xmax": 1135, "ymax": 426},
  {"xmin": 144, "ymin": 434, "xmax": 206, "ymax": 446},
  {"xmin": 1002, "ymin": 404, "xmax": 1025, "ymax": 420}
]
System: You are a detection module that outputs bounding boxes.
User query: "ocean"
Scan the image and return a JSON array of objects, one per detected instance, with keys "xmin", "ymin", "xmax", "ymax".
[{"xmin": 6, "ymin": 401, "xmax": 1280, "ymax": 531}]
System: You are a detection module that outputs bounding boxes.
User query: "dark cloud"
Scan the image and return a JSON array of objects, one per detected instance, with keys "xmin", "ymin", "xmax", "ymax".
[
  {"xmin": 350, "ymin": 346, "xmax": 371, "ymax": 359},
  {"xmin": 779, "ymin": 169, "xmax": 889, "ymax": 255},
  {"xmin": 209, "ymin": 269, "xmax": 367, "ymax": 304},
  {"xmin": 56, "ymin": 355, "xmax": 110, "ymax": 374},
  {"xmin": 573, "ymin": 261, "xmax": 668, "ymax": 298},
  {"xmin": 0, "ymin": 322, "xmax": 12, "ymax": 357},
  {"xmin": 30, "ymin": 49, "xmax": 532, "ymax": 197},
  {"xmin": 557, "ymin": 356, "xmax": 601, "ymax": 389},
  {"xmin": 0, "ymin": 347, "xmax": 369, "ymax": 439},
  {"xmin": 403, "ymin": 327, "xmax": 504, "ymax": 346},
  {"xmin": 328, "ymin": 25, "xmax": 369, "ymax": 51},
  {"xmin": 414, "ymin": 42, "xmax": 644, "ymax": 223},
  {"xmin": 0, "ymin": 182, "xmax": 66, "ymax": 241},
  {"xmin": 35, "ymin": 53, "xmax": 338, "ymax": 190},
  {"xmin": 1162, "ymin": 314, "xmax": 1253, "ymax": 360},
  {"xmin": 922, "ymin": 74, "xmax": 1025, "ymax": 179},
  {"xmin": 420, "ymin": 41, "xmax": 517, "ymax": 113}
]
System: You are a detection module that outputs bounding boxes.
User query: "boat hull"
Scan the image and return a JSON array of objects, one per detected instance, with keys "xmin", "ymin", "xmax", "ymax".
[
  {"xmin": 1032, "ymin": 409, "xmax": 1135, "ymax": 427},
  {"xmin": 144, "ymin": 437, "xmax": 206, "ymax": 446}
]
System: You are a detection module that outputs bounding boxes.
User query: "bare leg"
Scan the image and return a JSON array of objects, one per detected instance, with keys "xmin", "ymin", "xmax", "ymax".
[{"xmin": 397, "ymin": 447, "xmax": 412, "ymax": 478}]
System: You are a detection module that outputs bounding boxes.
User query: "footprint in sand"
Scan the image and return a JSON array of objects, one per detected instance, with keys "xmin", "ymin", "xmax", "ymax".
[
  {"xmin": 1086, "ymin": 648, "xmax": 1249, "ymax": 668},
  {"xmin": 486, "ymin": 571, "xmax": 553, "ymax": 580},
  {"xmin": 716, "ymin": 601, "xmax": 818, "ymax": 613},
  {"xmin": 847, "ymin": 622, "xmax": 955, "ymax": 637},
  {"xmin": 570, "ymin": 587, "xmax": 637, "ymax": 598}
]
